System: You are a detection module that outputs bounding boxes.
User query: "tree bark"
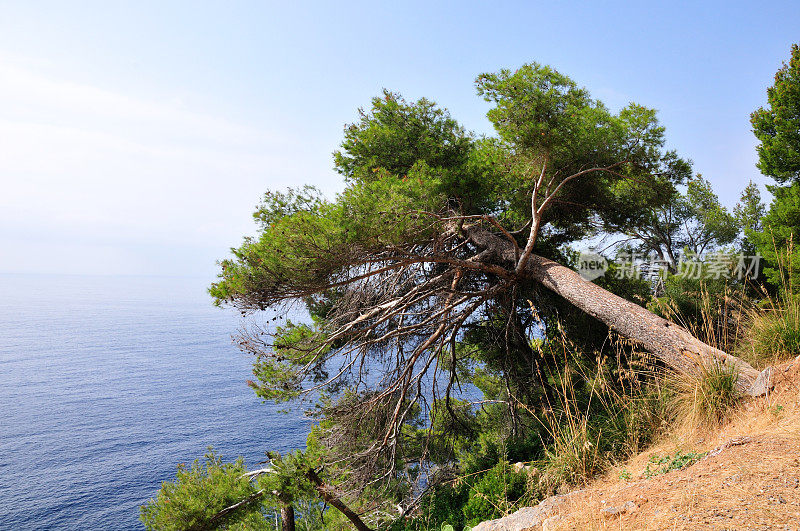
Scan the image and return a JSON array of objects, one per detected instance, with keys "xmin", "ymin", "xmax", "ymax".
[
  {"xmin": 305, "ymin": 468, "xmax": 374, "ymax": 531},
  {"xmin": 466, "ymin": 226, "xmax": 772, "ymax": 396},
  {"xmin": 280, "ymin": 504, "xmax": 295, "ymax": 531}
]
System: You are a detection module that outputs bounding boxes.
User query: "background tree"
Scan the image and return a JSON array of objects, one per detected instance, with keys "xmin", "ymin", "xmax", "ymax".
[
  {"xmin": 609, "ymin": 175, "xmax": 738, "ymax": 272},
  {"xmin": 750, "ymin": 44, "xmax": 800, "ymax": 289},
  {"xmin": 734, "ymin": 180, "xmax": 765, "ymax": 256},
  {"xmin": 749, "ymin": 182, "xmax": 800, "ymax": 288},
  {"xmin": 751, "ymin": 43, "xmax": 800, "ymax": 183}
]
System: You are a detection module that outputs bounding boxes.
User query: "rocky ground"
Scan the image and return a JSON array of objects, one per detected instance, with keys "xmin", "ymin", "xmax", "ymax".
[{"xmin": 474, "ymin": 356, "xmax": 800, "ymax": 530}]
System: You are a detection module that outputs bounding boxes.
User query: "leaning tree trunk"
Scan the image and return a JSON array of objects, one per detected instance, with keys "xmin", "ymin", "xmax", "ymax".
[
  {"xmin": 305, "ymin": 468, "xmax": 374, "ymax": 531},
  {"xmin": 467, "ymin": 226, "xmax": 772, "ymax": 396}
]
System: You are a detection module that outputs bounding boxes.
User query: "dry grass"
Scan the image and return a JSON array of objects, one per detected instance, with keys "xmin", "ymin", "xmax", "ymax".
[
  {"xmin": 477, "ymin": 257, "xmax": 800, "ymax": 529},
  {"xmin": 530, "ymin": 333, "xmax": 668, "ymax": 497},
  {"xmin": 537, "ymin": 281, "xmax": 800, "ymax": 528},
  {"xmin": 664, "ymin": 360, "xmax": 741, "ymax": 430},
  {"xmin": 535, "ymin": 355, "xmax": 800, "ymax": 530}
]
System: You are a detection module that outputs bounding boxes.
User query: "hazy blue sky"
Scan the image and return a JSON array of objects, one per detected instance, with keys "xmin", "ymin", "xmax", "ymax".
[{"xmin": 1, "ymin": 1, "xmax": 798, "ymax": 278}]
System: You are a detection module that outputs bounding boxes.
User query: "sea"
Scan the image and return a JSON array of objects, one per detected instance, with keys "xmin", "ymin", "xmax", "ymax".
[{"xmin": 0, "ymin": 274, "xmax": 311, "ymax": 530}]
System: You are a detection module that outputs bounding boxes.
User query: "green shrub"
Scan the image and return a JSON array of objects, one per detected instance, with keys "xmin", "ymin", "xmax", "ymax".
[
  {"xmin": 744, "ymin": 294, "xmax": 800, "ymax": 366},
  {"xmin": 643, "ymin": 450, "xmax": 705, "ymax": 478},
  {"xmin": 461, "ymin": 460, "xmax": 531, "ymax": 526},
  {"xmin": 390, "ymin": 483, "xmax": 468, "ymax": 531},
  {"xmin": 140, "ymin": 449, "xmax": 272, "ymax": 531}
]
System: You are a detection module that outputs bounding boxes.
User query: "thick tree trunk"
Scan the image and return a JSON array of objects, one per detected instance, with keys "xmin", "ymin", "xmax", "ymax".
[
  {"xmin": 467, "ymin": 226, "xmax": 772, "ymax": 396},
  {"xmin": 280, "ymin": 504, "xmax": 295, "ymax": 531},
  {"xmin": 526, "ymin": 253, "xmax": 771, "ymax": 395}
]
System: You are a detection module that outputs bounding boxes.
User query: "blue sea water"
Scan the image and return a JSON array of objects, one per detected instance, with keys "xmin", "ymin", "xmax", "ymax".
[{"xmin": 0, "ymin": 274, "xmax": 310, "ymax": 530}]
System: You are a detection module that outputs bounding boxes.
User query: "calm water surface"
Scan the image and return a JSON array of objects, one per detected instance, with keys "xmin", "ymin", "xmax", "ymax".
[{"xmin": 0, "ymin": 274, "xmax": 309, "ymax": 530}]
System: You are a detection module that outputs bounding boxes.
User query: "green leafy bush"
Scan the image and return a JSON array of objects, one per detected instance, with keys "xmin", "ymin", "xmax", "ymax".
[
  {"xmin": 461, "ymin": 460, "xmax": 532, "ymax": 527},
  {"xmin": 643, "ymin": 450, "xmax": 706, "ymax": 478},
  {"xmin": 390, "ymin": 483, "xmax": 468, "ymax": 531},
  {"xmin": 744, "ymin": 294, "xmax": 800, "ymax": 365},
  {"xmin": 140, "ymin": 449, "xmax": 270, "ymax": 531}
]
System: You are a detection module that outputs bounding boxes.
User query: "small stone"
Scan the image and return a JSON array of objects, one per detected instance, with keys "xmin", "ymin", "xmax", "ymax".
[
  {"xmin": 511, "ymin": 462, "xmax": 538, "ymax": 475},
  {"xmin": 602, "ymin": 501, "xmax": 637, "ymax": 518}
]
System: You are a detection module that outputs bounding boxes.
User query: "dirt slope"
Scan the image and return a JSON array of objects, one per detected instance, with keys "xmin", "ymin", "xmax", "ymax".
[{"xmin": 475, "ymin": 356, "xmax": 800, "ymax": 531}]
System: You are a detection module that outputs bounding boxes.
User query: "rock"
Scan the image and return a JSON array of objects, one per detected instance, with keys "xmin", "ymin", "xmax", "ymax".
[
  {"xmin": 601, "ymin": 500, "xmax": 637, "ymax": 518},
  {"xmin": 471, "ymin": 491, "xmax": 581, "ymax": 531},
  {"xmin": 511, "ymin": 462, "xmax": 538, "ymax": 475},
  {"xmin": 747, "ymin": 366, "xmax": 773, "ymax": 396}
]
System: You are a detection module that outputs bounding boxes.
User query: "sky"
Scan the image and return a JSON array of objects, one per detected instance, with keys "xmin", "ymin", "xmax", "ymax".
[{"xmin": 0, "ymin": 1, "xmax": 798, "ymax": 278}]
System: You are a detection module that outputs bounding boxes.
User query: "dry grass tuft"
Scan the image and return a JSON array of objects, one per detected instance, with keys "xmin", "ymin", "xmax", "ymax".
[
  {"xmin": 531, "ymin": 332, "xmax": 668, "ymax": 497},
  {"xmin": 666, "ymin": 360, "xmax": 741, "ymax": 430}
]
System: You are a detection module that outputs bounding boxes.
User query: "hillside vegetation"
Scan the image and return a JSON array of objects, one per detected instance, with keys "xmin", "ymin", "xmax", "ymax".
[{"xmin": 475, "ymin": 354, "xmax": 800, "ymax": 530}]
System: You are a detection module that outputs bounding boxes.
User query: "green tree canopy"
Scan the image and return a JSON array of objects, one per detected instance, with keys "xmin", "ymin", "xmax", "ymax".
[
  {"xmin": 749, "ymin": 182, "xmax": 800, "ymax": 287},
  {"xmin": 208, "ymin": 62, "xmax": 763, "ymax": 525},
  {"xmin": 210, "ymin": 63, "xmax": 688, "ymax": 407},
  {"xmin": 610, "ymin": 175, "xmax": 737, "ymax": 271},
  {"xmin": 751, "ymin": 43, "xmax": 800, "ymax": 183},
  {"xmin": 734, "ymin": 180, "xmax": 765, "ymax": 255},
  {"xmin": 750, "ymin": 44, "xmax": 800, "ymax": 289},
  {"xmin": 140, "ymin": 450, "xmax": 270, "ymax": 531}
]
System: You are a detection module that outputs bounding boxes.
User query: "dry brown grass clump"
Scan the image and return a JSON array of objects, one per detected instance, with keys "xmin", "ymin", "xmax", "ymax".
[{"xmin": 665, "ymin": 360, "xmax": 741, "ymax": 430}]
